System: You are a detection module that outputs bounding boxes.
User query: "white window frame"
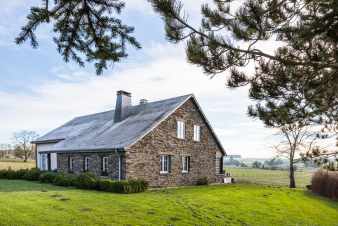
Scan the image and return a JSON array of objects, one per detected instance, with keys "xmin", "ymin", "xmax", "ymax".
[
  {"xmin": 160, "ymin": 155, "xmax": 169, "ymax": 174},
  {"xmin": 102, "ymin": 157, "xmax": 109, "ymax": 173},
  {"xmin": 40, "ymin": 154, "xmax": 47, "ymax": 171},
  {"xmin": 182, "ymin": 156, "xmax": 190, "ymax": 173},
  {"xmin": 84, "ymin": 156, "xmax": 89, "ymax": 171},
  {"xmin": 193, "ymin": 125, "xmax": 201, "ymax": 142},
  {"xmin": 69, "ymin": 156, "xmax": 74, "ymax": 172},
  {"xmin": 177, "ymin": 120, "xmax": 185, "ymax": 139}
]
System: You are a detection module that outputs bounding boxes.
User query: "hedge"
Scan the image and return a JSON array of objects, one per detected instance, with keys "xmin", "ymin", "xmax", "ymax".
[
  {"xmin": 0, "ymin": 168, "xmax": 148, "ymax": 194},
  {"xmin": 196, "ymin": 177, "xmax": 209, "ymax": 185},
  {"xmin": 311, "ymin": 170, "xmax": 338, "ymax": 200}
]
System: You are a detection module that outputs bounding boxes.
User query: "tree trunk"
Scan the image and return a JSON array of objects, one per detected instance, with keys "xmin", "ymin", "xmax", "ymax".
[
  {"xmin": 24, "ymin": 149, "xmax": 28, "ymax": 162},
  {"xmin": 289, "ymin": 163, "xmax": 296, "ymax": 188}
]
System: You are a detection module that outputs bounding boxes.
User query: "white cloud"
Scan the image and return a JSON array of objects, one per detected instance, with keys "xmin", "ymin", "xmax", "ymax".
[{"xmin": 0, "ymin": 42, "xmax": 283, "ymax": 158}]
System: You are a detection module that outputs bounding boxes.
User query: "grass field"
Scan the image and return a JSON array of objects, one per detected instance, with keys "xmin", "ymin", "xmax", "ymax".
[
  {"xmin": 226, "ymin": 167, "xmax": 313, "ymax": 188},
  {"xmin": 0, "ymin": 160, "xmax": 35, "ymax": 170},
  {"xmin": 0, "ymin": 180, "xmax": 337, "ymax": 226}
]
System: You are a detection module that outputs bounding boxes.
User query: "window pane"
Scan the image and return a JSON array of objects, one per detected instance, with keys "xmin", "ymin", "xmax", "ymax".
[
  {"xmin": 103, "ymin": 157, "xmax": 108, "ymax": 172},
  {"xmin": 194, "ymin": 125, "xmax": 200, "ymax": 141},
  {"xmin": 177, "ymin": 121, "xmax": 185, "ymax": 139},
  {"xmin": 182, "ymin": 156, "xmax": 189, "ymax": 172},
  {"xmin": 160, "ymin": 156, "xmax": 164, "ymax": 171},
  {"xmin": 160, "ymin": 155, "xmax": 170, "ymax": 173}
]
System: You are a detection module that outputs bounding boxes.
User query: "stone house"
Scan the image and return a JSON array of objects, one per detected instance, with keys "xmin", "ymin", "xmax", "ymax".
[{"xmin": 33, "ymin": 91, "xmax": 226, "ymax": 186}]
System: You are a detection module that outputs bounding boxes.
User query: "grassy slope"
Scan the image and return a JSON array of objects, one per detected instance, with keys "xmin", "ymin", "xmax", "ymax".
[
  {"xmin": 226, "ymin": 167, "xmax": 312, "ymax": 188},
  {"xmin": 0, "ymin": 161, "xmax": 35, "ymax": 170},
  {"xmin": 0, "ymin": 180, "xmax": 337, "ymax": 226}
]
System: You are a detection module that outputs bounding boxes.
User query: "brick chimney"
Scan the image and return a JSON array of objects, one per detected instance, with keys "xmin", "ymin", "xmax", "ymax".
[{"xmin": 114, "ymin": 90, "xmax": 132, "ymax": 122}]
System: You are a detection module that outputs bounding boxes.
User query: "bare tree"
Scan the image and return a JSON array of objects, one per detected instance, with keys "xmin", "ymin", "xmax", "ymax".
[
  {"xmin": 273, "ymin": 124, "xmax": 323, "ymax": 188},
  {"xmin": 13, "ymin": 131, "xmax": 39, "ymax": 162}
]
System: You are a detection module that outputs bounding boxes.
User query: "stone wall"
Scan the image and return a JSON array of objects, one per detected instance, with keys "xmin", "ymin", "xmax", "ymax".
[
  {"xmin": 57, "ymin": 152, "xmax": 124, "ymax": 180},
  {"xmin": 125, "ymin": 98, "xmax": 225, "ymax": 187}
]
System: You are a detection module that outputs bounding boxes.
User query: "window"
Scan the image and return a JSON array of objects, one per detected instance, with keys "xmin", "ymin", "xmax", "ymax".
[
  {"xmin": 218, "ymin": 157, "xmax": 224, "ymax": 174},
  {"xmin": 68, "ymin": 156, "xmax": 74, "ymax": 173},
  {"xmin": 182, "ymin": 156, "xmax": 190, "ymax": 173},
  {"xmin": 160, "ymin": 155, "xmax": 171, "ymax": 174},
  {"xmin": 102, "ymin": 157, "xmax": 109, "ymax": 175},
  {"xmin": 177, "ymin": 120, "xmax": 185, "ymax": 139},
  {"xmin": 193, "ymin": 125, "xmax": 201, "ymax": 141},
  {"xmin": 84, "ymin": 156, "xmax": 89, "ymax": 171},
  {"xmin": 40, "ymin": 154, "xmax": 47, "ymax": 171}
]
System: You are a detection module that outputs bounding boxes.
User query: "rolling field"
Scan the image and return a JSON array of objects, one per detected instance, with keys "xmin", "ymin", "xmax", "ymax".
[
  {"xmin": 0, "ymin": 180, "xmax": 337, "ymax": 226},
  {"xmin": 226, "ymin": 167, "xmax": 313, "ymax": 188},
  {"xmin": 0, "ymin": 160, "xmax": 35, "ymax": 170}
]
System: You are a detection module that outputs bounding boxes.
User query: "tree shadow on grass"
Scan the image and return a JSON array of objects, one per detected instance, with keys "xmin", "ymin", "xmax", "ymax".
[{"xmin": 0, "ymin": 179, "xmax": 69, "ymax": 192}]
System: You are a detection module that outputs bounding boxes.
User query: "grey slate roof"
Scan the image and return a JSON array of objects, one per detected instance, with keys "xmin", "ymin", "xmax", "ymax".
[
  {"xmin": 34, "ymin": 94, "xmax": 192, "ymax": 152},
  {"xmin": 34, "ymin": 94, "xmax": 225, "ymax": 154}
]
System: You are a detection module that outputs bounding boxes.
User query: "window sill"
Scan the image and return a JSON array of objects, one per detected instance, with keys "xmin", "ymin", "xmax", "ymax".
[
  {"xmin": 160, "ymin": 172, "xmax": 169, "ymax": 175},
  {"xmin": 182, "ymin": 171, "xmax": 189, "ymax": 174}
]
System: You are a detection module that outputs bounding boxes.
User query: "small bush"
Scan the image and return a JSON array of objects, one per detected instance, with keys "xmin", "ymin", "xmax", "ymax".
[
  {"xmin": 0, "ymin": 168, "xmax": 34, "ymax": 180},
  {"xmin": 39, "ymin": 172, "xmax": 58, "ymax": 183},
  {"xmin": 196, "ymin": 177, "xmax": 209, "ymax": 185},
  {"xmin": 53, "ymin": 173, "xmax": 76, "ymax": 187},
  {"xmin": 23, "ymin": 168, "xmax": 41, "ymax": 181},
  {"xmin": 75, "ymin": 173, "xmax": 98, "ymax": 189},
  {"xmin": 311, "ymin": 170, "xmax": 338, "ymax": 200},
  {"xmin": 97, "ymin": 179, "xmax": 115, "ymax": 191},
  {"xmin": 0, "ymin": 169, "xmax": 7, "ymax": 179},
  {"xmin": 97, "ymin": 179, "xmax": 148, "ymax": 193},
  {"xmin": 124, "ymin": 179, "xmax": 148, "ymax": 193},
  {"xmin": 4, "ymin": 168, "xmax": 18, "ymax": 179}
]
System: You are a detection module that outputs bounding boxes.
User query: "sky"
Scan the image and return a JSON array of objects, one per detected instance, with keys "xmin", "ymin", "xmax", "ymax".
[{"xmin": 1, "ymin": 0, "xmax": 329, "ymax": 158}]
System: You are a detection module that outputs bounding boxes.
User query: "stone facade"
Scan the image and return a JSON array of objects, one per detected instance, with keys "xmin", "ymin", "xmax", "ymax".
[
  {"xmin": 56, "ymin": 98, "xmax": 225, "ymax": 186},
  {"xmin": 125, "ymin": 99, "xmax": 225, "ymax": 187},
  {"xmin": 57, "ymin": 152, "xmax": 124, "ymax": 180}
]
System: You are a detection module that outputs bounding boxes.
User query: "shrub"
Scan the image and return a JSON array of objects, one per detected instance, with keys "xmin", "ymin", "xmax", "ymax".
[
  {"xmin": 53, "ymin": 173, "xmax": 76, "ymax": 187},
  {"xmin": 0, "ymin": 168, "xmax": 31, "ymax": 180},
  {"xmin": 23, "ymin": 168, "xmax": 41, "ymax": 181},
  {"xmin": 12, "ymin": 169, "xmax": 29, "ymax": 179},
  {"xmin": 97, "ymin": 179, "xmax": 115, "ymax": 191},
  {"xmin": 75, "ymin": 173, "xmax": 98, "ymax": 189},
  {"xmin": 4, "ymin": 168, "xmax": 17, "ymax": 179},
  {"xmin": 124, "ymin": 179, "xmax": 148, "ymax": 193},
  {"xmin": 0, "ymin": 169, "xmax": 7, "ymax": 179},
  {"xmin": 39, "ymin": 172, "xmax": 58, "ymax": 183},
  {"xmin": 196, "ymin": 177, "xmax": 209, "ymax": 185},
  {"xmin": 0, "ymin": 168, "xmax": 148, "ymax": 194},
  {"xmin": 311, "ymin": 170, "xmax": 338, "ymax": 200},
  {"xmin": 97, "ymin": 179, "xmax": 148, "ymax": 193}
]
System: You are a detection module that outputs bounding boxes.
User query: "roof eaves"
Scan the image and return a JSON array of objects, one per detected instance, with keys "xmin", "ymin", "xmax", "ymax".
[
  {"xmin": 31, "ymin": 139, "xmax": 64, "ymax": 144},
  {"xmin": 39, "ymin": 147, "xmax": 125, "ymax": 154}
]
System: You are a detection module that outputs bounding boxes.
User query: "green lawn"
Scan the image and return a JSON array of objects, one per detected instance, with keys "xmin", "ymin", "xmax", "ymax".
[
  {"xmin": 0, "ymin": 180, "xmax": 337, "ymax": 226},
  {"xmin": 0, "ymin": 160, "xmax": 35, "ymax": 170},
  {"xmin": 226, "ymin": 167, "xmax": 313, "ymax": 188}
]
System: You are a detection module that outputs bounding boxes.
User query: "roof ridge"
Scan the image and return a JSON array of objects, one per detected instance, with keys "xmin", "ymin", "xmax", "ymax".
[
  {"xmin": 73, "ymin": 94, "xmax": 192, "ymax": 120},
  {"xmin": 74, "ymin": 109, "xmax": 114, "ymax": 120}
]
